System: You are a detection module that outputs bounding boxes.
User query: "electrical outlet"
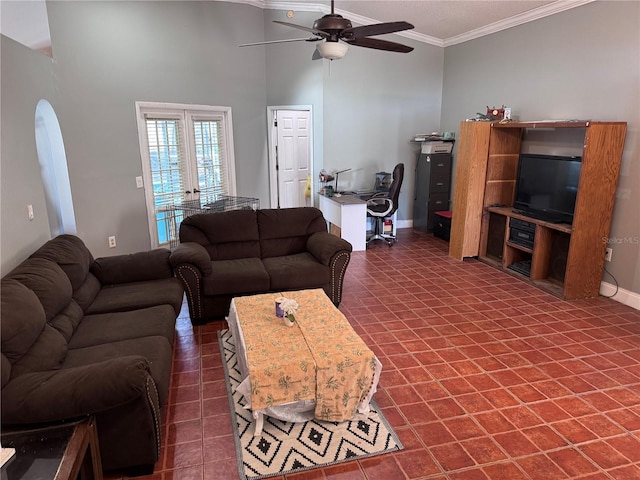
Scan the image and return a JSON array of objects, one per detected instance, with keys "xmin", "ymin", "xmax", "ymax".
[
  {"xmin": 136, "ymin": 176, "xmax": 144, "ymax": 189},
  {"xmin": 605, "ymin": 247, "xmax": 612, "ymax": 262},
  {"xmin": 108, "ymin": 236, "xmax": 116, "ymax": 248},
  {"xmin": 27, "ymin": 204, "xmax": 34, "ymax": 220}
]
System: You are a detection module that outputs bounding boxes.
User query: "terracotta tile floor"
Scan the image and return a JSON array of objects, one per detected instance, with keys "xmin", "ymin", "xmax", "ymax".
[{"xmin": 112, "ymin": 229, "xmax": 640, "ymax": 479}]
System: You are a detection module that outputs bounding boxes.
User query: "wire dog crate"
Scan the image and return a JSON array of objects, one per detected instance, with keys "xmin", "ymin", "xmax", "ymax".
[{"xmin": 162, "ymin": 195, "xmax": 260, "ymax": 249}]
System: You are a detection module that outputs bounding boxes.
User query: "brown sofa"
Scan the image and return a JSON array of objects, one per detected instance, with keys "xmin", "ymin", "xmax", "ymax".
[
  {"xmin": 0, "ymin": 234, "xmax": 184, "ymax": 475},
  {"xmin": 169, "ymin": 207, "xmax": 352, "ymax": 325}
]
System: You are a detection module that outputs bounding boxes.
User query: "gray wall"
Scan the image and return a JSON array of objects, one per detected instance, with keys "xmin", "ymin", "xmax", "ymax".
[
  {"xmin": 262, "ymin": 9, "xmax": 443, "ymax": 222},
  {"xmin": 1, "ymin": 36, "xmax": 57, "ymax": 273},
  {"xmin": 441, "ymin": 1, "xmax": 639, "ymax": 294},
  {"xmin": 2, "ymin": 1, "xmax": 638, "ymax": 297},
  {"xmin": 322, "ymin": 35, "xmax": 443, "ymax": 222},
  {"xmin": 46, "ymin": 0, "xmax": 268, "ymax": 258},
  {"xmin": 263, "ymin": 10, "xmax": 325, "ymax": 202}
]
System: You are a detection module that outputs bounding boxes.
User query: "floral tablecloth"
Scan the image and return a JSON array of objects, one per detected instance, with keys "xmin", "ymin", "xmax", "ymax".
[{"xmin": 232, "ymin": 289, "xmax": 379, "ymax": 422}]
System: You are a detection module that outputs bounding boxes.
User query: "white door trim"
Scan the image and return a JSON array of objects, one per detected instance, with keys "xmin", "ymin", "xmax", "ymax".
[
  {"xmin": 267, "ymin": 105, "xmax": 314, "ymax": 209},
  {"xmin": 135, "ymin": 101, "xmax": 237, "ymax": 248}
]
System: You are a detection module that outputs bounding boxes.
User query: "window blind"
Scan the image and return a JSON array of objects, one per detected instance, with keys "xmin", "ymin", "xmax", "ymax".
[
  {"xmin": 145, "ymin": 116, "xmax": 186, "ymax": 211},
  {"xmin": 192, "ymin": 118, "xmax": 228, "ymax": 202}
]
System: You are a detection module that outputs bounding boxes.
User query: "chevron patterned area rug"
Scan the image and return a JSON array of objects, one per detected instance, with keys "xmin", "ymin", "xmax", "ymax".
[{"xmin": 218, "ymin": 329, "xmax": 403, "ymax": 480}]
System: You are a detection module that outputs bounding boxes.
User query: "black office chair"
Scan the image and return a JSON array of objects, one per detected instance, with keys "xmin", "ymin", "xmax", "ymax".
[{"xmin": 366, "ymin": 163, "xmax": 404, "ymax": 246}]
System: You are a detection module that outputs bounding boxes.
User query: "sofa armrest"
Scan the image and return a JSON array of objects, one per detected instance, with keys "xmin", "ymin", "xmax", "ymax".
[
  {"xmin": 91, "ymin": 249, "xmax": 173, "ymax": 285},
  {"xmin": 169, "ymin": 242, "xmax": 212, "ymax": 276},
  {"xmin": 307, "ymin": 232, "xmax": 352, "ymax": 266},
  {"xmin": 1, "ymin": 356, "xmax": 153, "ymax": 425}
]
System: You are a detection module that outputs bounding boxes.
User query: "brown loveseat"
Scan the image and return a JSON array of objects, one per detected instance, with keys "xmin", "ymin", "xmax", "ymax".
[
  {"xmin": 0, "ymin": 235, "xmax": 184, "ymax": 475},
  {"xmin": 169, "ymin": 207, "xmax": 352, "ymax": 325}
]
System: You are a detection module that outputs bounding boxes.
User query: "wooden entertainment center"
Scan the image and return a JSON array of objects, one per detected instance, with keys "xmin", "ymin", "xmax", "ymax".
[{"xmin": 449, "ymin": 120, "xmax": 627, "ymax": 300}]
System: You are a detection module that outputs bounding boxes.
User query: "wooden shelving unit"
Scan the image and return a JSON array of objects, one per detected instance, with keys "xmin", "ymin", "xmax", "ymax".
[{"xmin": 449, "ymin": 120, "xmax": 627, "ymax": 300}]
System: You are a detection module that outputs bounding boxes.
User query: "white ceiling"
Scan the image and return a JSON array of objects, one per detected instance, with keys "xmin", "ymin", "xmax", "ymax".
[
  {"xmin": 0, "ymin": 0, "xmax": 51, "ymax": 54},
  {"xmin": 261, "ymin": 0, "xmax": 596, "ymax": 46},
  {"xmin": 0, "ymin": 0, "xmax": 595, "ymax": 54}
]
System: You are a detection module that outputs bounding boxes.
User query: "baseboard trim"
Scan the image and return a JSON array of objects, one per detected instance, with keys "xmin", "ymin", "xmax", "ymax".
[
  {"xmin": 397, "ymin": 220, "xmax": 413, "ymax": 229},
  {"xmin": 600, "ymin": 282, "xmax": 640, "ymax": 310}
]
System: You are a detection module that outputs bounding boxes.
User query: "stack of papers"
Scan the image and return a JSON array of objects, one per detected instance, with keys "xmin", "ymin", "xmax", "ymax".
[{"xmin": 413, "ymin": 133, "xmax": 444, "ymax": 142}]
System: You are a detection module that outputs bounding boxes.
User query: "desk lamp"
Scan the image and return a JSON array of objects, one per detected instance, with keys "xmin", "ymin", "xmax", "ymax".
[{"xmin": 334, "ymin": 168, "xmax": 351, "ymax": 193}]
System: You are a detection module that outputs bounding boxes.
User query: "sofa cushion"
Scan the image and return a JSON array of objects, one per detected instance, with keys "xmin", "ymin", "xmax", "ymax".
[
  {"xmin": 203, "ymin": 258, "xmax": 270, "ymax": 296},
  {"xmin": 1, "ymin": 279, "xmax": 46, "ymax": 365},
  {"xmin": 30, "ymin": 234, "xmax": 93, "ymax": 291},
  {"xmin": 84, "ymin": 278, "xmax": 184, "ymax": 316},
  {"xmin": 91, "ymin": 249, "xmax": 173, "ymax": 284},
  {"xmin": 263, "ymin": 253, "xmax": 331, "ymax": 291},
  {"xmin": 64, "ymin": 336, "xmax": 173, "ymax": 406},
  {"xmin": 10, "ymin": 325, "xmax": 68, "ymax": 380},
  {"xmin": 49, "ymin": 301, "xmax": 84, "ymax": 343},
  {"xmin": 73, "ymin": 273, "xmax": 102, "ymax": 312},
  {"xmin": 258, "ymin": 207, "xmax": 327, "ymax": 258},
  {"xmin": 2, "ymin": 356, "xmax": 152, "ymax": 425},
  {"xmin": 69, "ymin": 305, "xmax": 177, "ymax": 349},
  {"xmin": 180, "ymin": 210, "xmax": 261, "ymax": 260},
  {"xmin": 6, "ymin": 258, "xmax": 73, "ymax": 322}
]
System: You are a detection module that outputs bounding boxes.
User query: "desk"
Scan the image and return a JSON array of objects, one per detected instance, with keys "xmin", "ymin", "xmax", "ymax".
[{"xmin": 318, "ymin": 194, "xmax": 367, "ymax": 251}]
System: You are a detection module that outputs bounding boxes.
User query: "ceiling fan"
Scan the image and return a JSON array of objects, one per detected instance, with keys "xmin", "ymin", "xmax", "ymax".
[{"xmin": 240, "ymin": 0, "xmax": 415, "ymax": 60}]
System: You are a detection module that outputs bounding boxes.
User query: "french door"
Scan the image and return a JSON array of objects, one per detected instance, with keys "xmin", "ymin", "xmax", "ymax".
[{"xmin": 135, "ymin": 102, "xmax": 236, "ymax": 247}]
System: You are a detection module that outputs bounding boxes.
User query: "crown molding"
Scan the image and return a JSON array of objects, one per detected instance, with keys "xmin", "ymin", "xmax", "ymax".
[
  {"xmin": 223, "ymin": 0, "xmax": 594, "ymax": 49},
  {"xmin": 443, "ymin": 0, "xmax": 597, "ymax": 47},
  {"xmin": 258, "ymin": 0, "xmax": 444, "ymax": 46},
  {"xmin": 331, "ymin": 6, "xmax": 444, "ymax": 47}
]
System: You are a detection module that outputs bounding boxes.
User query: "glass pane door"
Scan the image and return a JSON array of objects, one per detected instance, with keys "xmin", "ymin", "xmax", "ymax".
[
  {"xmin": 191, "ymin": 118, "xmax": 226, "ymax": 204},
  {"xmin": 137, "ymin": 102, "xmax": 237, "ymax": 249},
  {"xmin": 145, "ymin": 118, "xmax": 187, "ymax": 245}
]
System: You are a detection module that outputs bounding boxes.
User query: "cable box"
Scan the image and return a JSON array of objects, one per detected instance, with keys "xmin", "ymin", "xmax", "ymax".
[
  {"xmin": 508, "ymin": 260, "xmax": 532, "ymax": 277},
  {"xmin": 510, "ymin": 217, "xmax": 536, "ymax": 232},
  {"xmin": 509, "ymin": 228, "xmax": 535, "ymax": 249},
  {"xmin": 509, "ymin": 217, "xmax": 536, "ymax": 248}
]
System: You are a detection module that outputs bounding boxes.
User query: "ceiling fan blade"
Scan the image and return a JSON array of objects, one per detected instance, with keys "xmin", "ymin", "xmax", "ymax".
[
  {"xmin": 239, "ymin": 37, "xmax": 321, "ymax": 47},
  {"xmin": 273, "ymin": 20, "xmax": 329, "ymax": 38},
  {"xmin": 345, "ymin": 37, "xmax": 414, "ymax": 53},
  {"xmin": 342, "ymin": 21, "xmax": 414, "ymax": 40}
]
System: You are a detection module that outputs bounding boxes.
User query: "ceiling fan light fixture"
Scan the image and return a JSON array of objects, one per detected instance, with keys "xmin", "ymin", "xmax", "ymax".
[{"xmin": 316, "ymin": 41, "xmax": 349, "ymax": 60}]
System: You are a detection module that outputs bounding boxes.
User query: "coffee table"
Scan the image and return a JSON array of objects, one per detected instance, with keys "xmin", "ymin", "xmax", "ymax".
[
  {"xmin": 0, "ymin": 416, "xmax": 103, "ymax": 480},
  {"xmin": 227, "ymin": 289, "xmax": 382, "ymax": 436}
]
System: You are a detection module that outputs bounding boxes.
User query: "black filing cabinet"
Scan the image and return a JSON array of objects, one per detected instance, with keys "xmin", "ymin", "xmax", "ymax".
[{"xmin": 413, "ymin": 153, "xmax": 453, "ymax": 232}]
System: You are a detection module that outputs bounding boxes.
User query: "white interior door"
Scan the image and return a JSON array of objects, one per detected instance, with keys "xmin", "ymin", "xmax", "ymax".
[{"xmin": 270, "ymin": 108, "xmax": 312, "ymax": 208}]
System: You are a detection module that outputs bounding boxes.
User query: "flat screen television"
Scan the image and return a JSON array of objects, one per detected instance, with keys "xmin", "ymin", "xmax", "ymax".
[{"xmin": 513, "ymin": 153, "xmax": 582, "ymax": 224}]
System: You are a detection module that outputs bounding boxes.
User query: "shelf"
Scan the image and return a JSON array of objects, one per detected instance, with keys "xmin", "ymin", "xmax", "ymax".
[
  {"xmin": 492, "ymin": 120, "xmax": 590, "ymax": 129},
  {"xmin": 506, "ymin": 241, "xmax": 533, "ymax": 254},
  {"xmin": 486, "ymin": 206, "xmax": 573, "ymax": 234},
  {"xmin": 450, "ymin": 120, "xmax": 626, "ymax": 300}
]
